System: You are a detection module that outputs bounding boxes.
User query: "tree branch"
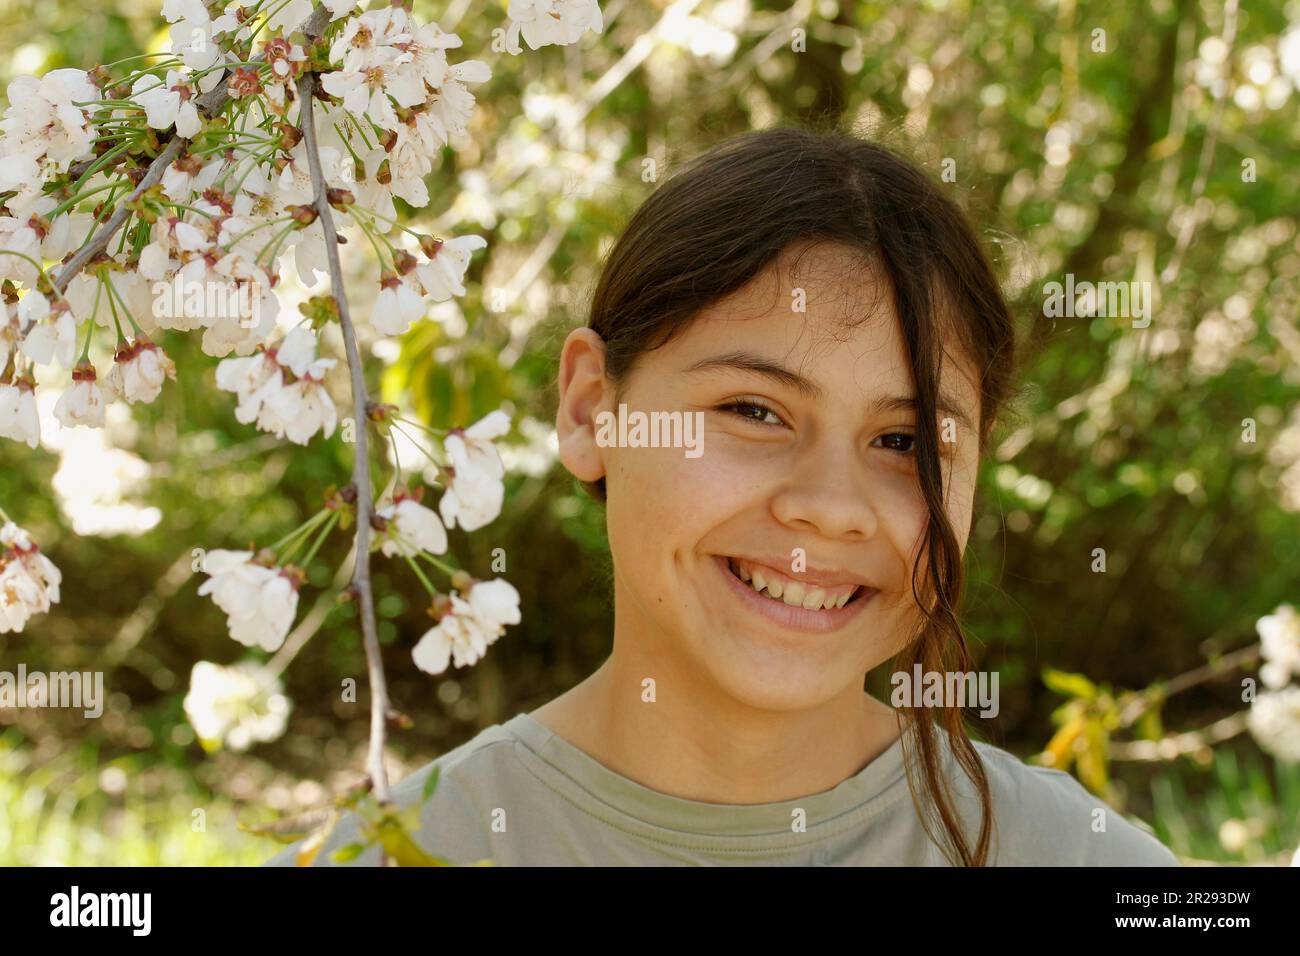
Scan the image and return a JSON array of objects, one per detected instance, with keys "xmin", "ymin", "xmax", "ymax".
[
  {"xmin": 296, "ymin": 70, "xmax": 391, "ymax": 809},
  {"xmin": 51, "ymin": 4, "xmax": 334, "ymax": 294}
]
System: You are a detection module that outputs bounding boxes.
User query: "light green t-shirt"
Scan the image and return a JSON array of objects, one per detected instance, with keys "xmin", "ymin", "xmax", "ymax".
[{"xmin": 265, "ymin": 712, "xmax": 1178, "ymax": 866}]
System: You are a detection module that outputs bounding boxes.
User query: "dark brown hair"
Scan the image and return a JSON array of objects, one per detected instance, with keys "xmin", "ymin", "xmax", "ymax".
[{"xmin": 582, "ymin": 125, "xmax": 1018, "ymax": 866}]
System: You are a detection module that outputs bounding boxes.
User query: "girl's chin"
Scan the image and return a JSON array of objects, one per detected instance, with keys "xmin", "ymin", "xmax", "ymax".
[{"xmin": 709, "ymin": 554, "xmax": 876, "ymax": 635}]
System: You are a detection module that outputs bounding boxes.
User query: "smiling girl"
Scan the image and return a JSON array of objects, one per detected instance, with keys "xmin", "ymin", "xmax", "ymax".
[{"xmin": 272, "ymin": 127, "xmax": 1177, "ymax": 867}]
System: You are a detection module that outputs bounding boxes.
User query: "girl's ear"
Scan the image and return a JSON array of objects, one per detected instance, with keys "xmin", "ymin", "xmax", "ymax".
[{"xmin": 555, "ymin": 327, "xmax": 611, "ymax": 484}]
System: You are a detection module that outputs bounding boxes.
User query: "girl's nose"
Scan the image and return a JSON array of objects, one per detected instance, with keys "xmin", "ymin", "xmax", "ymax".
[{"xmin": 768, "ymin": 442, "xmax": 880, "ymax": 542}]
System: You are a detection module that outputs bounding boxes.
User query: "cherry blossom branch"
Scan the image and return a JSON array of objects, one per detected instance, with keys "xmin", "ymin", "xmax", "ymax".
[
  {"xmin": 51, "ymin": 138, "xmax": 181, "ymax": 293},
  {"xmin": 1114, "ymin": 643, "xmax": 1261, "ymax": 728},
  {"xmin": 296, "ymin": 68, "xmax": 391, "ymax": 807},
  {"xmin": 1109, "ymin": 712, "xmax": 1249, "ymax": 762},
  {"xmin": 51, "ymin": 4, "xmax": 334, "ymax": 294}
]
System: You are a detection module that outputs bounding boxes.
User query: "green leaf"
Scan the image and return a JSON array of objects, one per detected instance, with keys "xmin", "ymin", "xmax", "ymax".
[
  {"xmin": 1042, "ymin": 668, "xmax": 1098, "ymax": 701},
  {"xmin": 330, "ymin": 842, "xmax": 368, "ymax": 864},
  {"xmin": 1136, "ymin": 706, "xmax": 1164, "ymax": 742},
  {"xmin": 422, "ymin": 765, "xmax": 441, "ymax": 802}
]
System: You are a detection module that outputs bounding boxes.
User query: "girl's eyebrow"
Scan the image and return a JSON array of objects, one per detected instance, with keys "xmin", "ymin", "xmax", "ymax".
[
  {"xmin": 685, "ymin": 351, "xmax": 822, "ymax": 398},
  {"xmin": 684, "ymin": 350, "xmax": 974, "ymax": 431}
]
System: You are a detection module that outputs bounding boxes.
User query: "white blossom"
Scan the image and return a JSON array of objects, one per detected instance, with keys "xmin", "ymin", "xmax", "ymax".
[
  {"xmin": 197, "ymin": 549, "xmax": 301, "ymax": 652},
  {"xmin": 161, "ymin": 153, "xmax": 221, "ymax": 203},
  {"xmin": 217, "ymin": 328, "xmax": 336, "ymax": 444},
  {"xmin": 439, "ymin": 410, "xmax": 510, "ymax": 531},
  {"xmin": 105, "ymin": 340, "xmax": 176, "ymax": 404},
  {"xmin": 371, "ymin": 274, "xmax": 426, "ymax": 336},
  {"xmin": 131, "ymin": 70, "xmax": 202, "ymax": 138},
  {"xmin": 215, "ymin": 350, "xmax": 280, "ymax": 423},
  {"xmin": 1259, "ymin": 604, "xmax": 1300, "ymax": 690},
  {"xmin": 0, "ymin": 69, "xmax": 98, "ymax": 172},
  {"xmin": 266, "ymin": 0, "xmax": 314, "ymax": 33},
  {"xmin": 421, "ymin": 60, "xmax": 491, "ymax": 143},
  {"xmin": 0, "ymin": 380, "xmax": 40, "ymax": 448},
  {"xmin": 1248, "ymin": 686, "xmax": 1300, "ymax": 763},
  {"xmin": 411, "ymin": 578, "xmax": 521, "ymax": 674},
  {"xmin": 161, "ymin": 0, "xmax": 207, "ymax": 23},
  {"xmin": 377, "ymin": 494, "xmax": 448, "ymax": 557},
  {"xmin": 53, "ymin": 365, "xmax": 107, "ymax": 428},
  {"xmin": 0, "ymin": 520, "xmax": 62, "ymax": 634},
  {"xmin": 504, "ymin": 0, "xmax": 604, "ymax": 56},
  {"xmin": 415, "ymin": 234, "xmax": 486, "ymax": 302},
  {"xmin": 183, "ymin": 660, "xmax": 291, "ymax": 752},
  {"xmin": 324, "ymin": 0, "xmax": 360, "ymax": 20},
  {"xmin": 0, "ymin": 216, "xmax": 43, "ymax": 287},
  {"xmin": 168, "ymin": 20, "xmax": 227, "ymax": 94}
]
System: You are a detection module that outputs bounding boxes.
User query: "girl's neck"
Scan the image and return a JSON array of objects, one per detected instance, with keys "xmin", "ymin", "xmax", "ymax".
[{"xmin": 528, "ymin": 652, "xmax": 903, "ymax": 806}]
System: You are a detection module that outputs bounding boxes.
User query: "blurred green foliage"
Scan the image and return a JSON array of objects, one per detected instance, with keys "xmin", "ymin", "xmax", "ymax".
[{"xmin": 1, "ymin": 0, "xmax": 1297, "ymax": 864}]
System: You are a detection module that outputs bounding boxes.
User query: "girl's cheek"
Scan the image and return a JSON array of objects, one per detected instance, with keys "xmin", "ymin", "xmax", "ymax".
[{"xmin": 675, "ymin": 435, "xmax": 793, "ymax": 513}]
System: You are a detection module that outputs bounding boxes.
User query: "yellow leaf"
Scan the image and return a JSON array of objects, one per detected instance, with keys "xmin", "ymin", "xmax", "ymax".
[
  {"xmin": 1040, "ymin": 715, "xmax": 1085, "ymax": 771},
  {"xmin": 295, "ymin": 811, "xmax": 341, "ymax": 868},
  {"xmin": 370, "ymin": 817, "xmax": 453, "ymax": 867},
  {"xmin": 1076, "ymin": 720, "xmax": 1111, "ymax": 797}
]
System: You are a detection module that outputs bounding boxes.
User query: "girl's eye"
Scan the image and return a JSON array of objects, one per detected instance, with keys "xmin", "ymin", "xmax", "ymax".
[
  {"xmin": 873, "ymin": 432, "xmax": 916, "ymax": 454},
  {"xmin": 718, "ymin": 400, "xmax": 784, "ymax": 427}
]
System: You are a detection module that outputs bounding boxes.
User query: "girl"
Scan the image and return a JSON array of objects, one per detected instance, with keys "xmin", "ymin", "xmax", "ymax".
[{"xmin": 272, "ymin": 127, "xmax": 1177, "ymax": 867}]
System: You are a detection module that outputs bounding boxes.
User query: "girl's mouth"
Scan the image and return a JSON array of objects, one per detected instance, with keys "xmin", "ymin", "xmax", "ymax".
[
  {"xmin": 712, "ymin": 555, "xmax": 875, "ymax": 634},
  {"xmin": 724, "ymin": 556, "xmax": 863, "ymax": 609}
]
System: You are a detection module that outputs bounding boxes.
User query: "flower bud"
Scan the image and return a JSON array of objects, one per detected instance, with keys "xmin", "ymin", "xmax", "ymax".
[
  {"xmin": 278, "ymin": 122, "xmax": 302, "ymax": 150},
  {"xmin": 391, "ymin": 250, "xmax": 418, "ymax": 275},
  {"xmin": 288, "ymin": 203, "xmax": 318, "ymax": 227},
  {"xmin": 326, "ymin": 187, "xmax": 355, "ymax": 210},
  {"xmin": 226, "ymin": 67, "xmax": 263, "ymax": 99}
]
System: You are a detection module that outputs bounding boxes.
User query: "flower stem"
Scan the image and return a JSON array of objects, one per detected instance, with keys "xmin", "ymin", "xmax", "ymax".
[
  {"xmin": 404, "ymin": 552, "xmax": 438, "ymax": 596},
  {"xmin": 270, "ymin": 508, "xmax": 331, "ymax": 557},
  {"xmin": 300, "ymin": 512, "xmax": 340, "ymax": 567},
  {"xmin": 418, "ymin": 551, "xmax": 461, "ymax": 578},
  {"xmin": 103, "ymin": 276, "xmax": 145, "ymax": 336}
]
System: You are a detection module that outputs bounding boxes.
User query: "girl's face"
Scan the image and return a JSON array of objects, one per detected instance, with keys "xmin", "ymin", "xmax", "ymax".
[{"xmin": 557, "ymin": 242, "xmax": 984, "ymax": 712}]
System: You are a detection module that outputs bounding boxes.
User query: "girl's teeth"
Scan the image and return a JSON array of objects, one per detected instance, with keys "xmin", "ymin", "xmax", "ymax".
[{"xmin": 731, "ymin": 559, "xmax": 857, "ymax": 611}]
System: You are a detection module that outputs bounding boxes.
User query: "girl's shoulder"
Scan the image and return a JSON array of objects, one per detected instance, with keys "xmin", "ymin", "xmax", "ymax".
[
  {"xmin": 263, "ymin": 718, "xmax": 527, "ymax": 867},
  {"xmin": 966, "ymin": 738, "xmax": 1179, "ymax": 866}
]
